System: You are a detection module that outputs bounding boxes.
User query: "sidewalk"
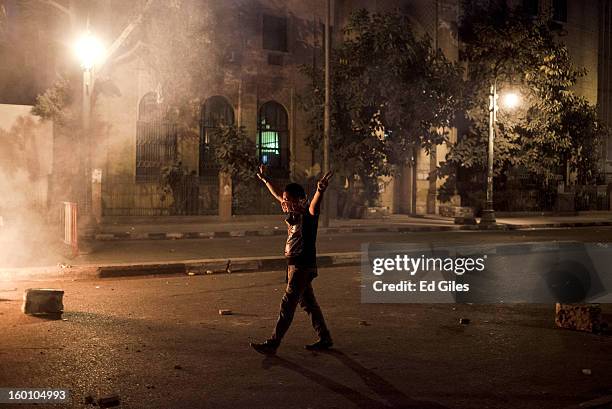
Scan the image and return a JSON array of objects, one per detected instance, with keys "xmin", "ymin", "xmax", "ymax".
[{"xmin": 95, "ymin": 212, "xmax": 612, "ymax": 241}]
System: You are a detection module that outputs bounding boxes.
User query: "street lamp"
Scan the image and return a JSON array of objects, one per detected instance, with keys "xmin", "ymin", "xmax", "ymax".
[
  {"xmin": 74, "ymin": 31, "xmax": 106, "ymax": 70},
  {"xmin": 480, "ymin": 83, "xmax": 521, "ymax": 226},
  {"xmin": 73, "ymin": 31, "xmax": 106, "ymax": 240},
  {"xmin": 500, "ymin": 91, "xmax": 521, "ymax": 110},
  {"xmin": 74, "ymin": 31, "xmax": 106, "ymax": 131}
]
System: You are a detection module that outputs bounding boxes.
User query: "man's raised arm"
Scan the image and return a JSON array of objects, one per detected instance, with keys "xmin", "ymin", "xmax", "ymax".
[
  {"xmin": 257, "ymin": 164, "xmax": 283, "ymax": 203},
  {"xmin": 309, "ymin": 171, "xmax": 333, "ymax": 216}
]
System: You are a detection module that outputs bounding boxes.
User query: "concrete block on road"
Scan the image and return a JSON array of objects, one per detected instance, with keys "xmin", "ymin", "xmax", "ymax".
[
  {"xmin": 555, "ymin": 303, "xmax": 604, "ymax": 333},
  {"xmin": 22, "ymin": 288, "xmax": 64, "ymax": 316}
]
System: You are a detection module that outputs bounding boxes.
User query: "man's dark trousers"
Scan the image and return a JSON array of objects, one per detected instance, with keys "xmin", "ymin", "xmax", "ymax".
[{"xmin": 271, "ymin": 265, "xmax": 331, "ymax": 344}]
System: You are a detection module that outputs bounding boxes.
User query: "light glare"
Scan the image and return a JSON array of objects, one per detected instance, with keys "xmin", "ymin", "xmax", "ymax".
[
  {"xmin": 500, "ymin": 92, "xmax": 521, "ymax": 110},
  {"xmin": 74, "ymin": 32, "xmax": 105, "ymax": 70}
]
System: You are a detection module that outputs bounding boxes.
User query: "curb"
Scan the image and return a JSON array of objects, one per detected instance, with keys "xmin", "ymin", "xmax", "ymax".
[
  {"xmin": 94, "ymin": 221, "xmax": 612, "ymax": 241},
  {"xmin": 0, "ymin": 252, "xmax": 363, "ymax": 282}
]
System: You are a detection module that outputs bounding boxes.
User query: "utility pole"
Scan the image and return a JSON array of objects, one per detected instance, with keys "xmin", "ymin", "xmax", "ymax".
[{"xmin": 322, "ymin": 0, "xmax": 331, "ymax": 227}]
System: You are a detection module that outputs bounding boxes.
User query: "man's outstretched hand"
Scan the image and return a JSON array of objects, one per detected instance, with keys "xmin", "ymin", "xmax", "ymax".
[
  {"xmin": 256, "ymin": 164, "xmax": 267, "ymax": 182},
  {"xmin": 317, "ymin": 171, "xmax": 333, "ymax": 193}
]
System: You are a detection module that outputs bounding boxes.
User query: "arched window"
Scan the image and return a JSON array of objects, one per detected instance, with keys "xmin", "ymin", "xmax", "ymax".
[
  {"xmin": 200, "ymin": 96, "xmax": 235, "ymax": 144},
  {"xmin": 138, "ymin": 92, "xmax": 161, "ymax": 122},
  {"xmin": 199, "ymin": 96, "xmax": 235, "ymax": 175},
  {"xmin": 136, "ymin": 92, "xmax": 177, "ymax": 182},
  {"xmin": 257, "ymin": 101, "xmax": 288, "ymax": 169}
]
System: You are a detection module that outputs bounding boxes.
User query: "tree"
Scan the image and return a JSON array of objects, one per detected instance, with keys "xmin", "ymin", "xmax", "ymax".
[
  {"xmin": 299, "ymin": 9, "xmax": 463, "ymax": 215},
  {"xmin": 31, "ymin": 77, "xmax": 75, "ymax": 126},
  {"xmin": 212, "ymin": 125, "xmax": 259, "ymax": 181},
  {"xmin": 439, "ymin": 0, "xmax": 608, "ymax": 208}
]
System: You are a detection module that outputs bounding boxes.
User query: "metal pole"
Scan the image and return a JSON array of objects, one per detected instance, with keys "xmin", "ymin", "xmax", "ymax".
[
  {"xmin": 78, "ymin": 67, "xmax": 97, "ymax": 247},
  {"xmin": 83, "ymin": 68, "xmax": 92, "ymax": 215},
  {"xmin": 481, "ymin": 81, "xmax": 497, "ymax": 225},
  {"xmin": 322, "ymin": 0, "xmax": 331, "ymax": 227}
]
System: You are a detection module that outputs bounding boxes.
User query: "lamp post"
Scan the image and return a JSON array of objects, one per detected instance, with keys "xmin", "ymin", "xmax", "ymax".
[
  {"xmin": 322, "ymin": 0, "xmax": 332, "ymax": 227},
  {"xmin": 73, "ymin": 31, "xmax": 105, "ymax": 240},
  {"xmin": 479, "ymin": 82, "xmax": 521, "ymax": 226}
]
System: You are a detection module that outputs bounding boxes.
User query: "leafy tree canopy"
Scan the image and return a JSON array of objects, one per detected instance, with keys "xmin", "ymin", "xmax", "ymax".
[
  {"xmin": 300, "ymin": 9, "xmax": 463, "ymax": 199},
  {"xmin": 440, "ymin": 0, "xmax": 607, "ymax": 202}
]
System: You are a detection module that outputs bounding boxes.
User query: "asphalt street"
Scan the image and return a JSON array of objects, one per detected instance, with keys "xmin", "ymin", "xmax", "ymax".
[
  {"xmin": 3, "ymin": 225, "xmax": 612, "ymax": 269},
  {"xmin": 1, "ymin": 264, "xmax": 611, "ymax": 409},
  {"xmin": 80, "ymin": 226, "xmax": 612, "ymax": 265}
]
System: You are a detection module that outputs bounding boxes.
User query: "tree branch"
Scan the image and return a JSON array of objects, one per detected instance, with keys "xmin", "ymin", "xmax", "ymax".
[
  {"xmin": 101, "ymin": 0, "xmax": 153, "ymax": 68},
  {"xmin": 111, "ymin": 40, "xmax": 150, "ymax": 65},
  {"xmin": 40, "ymin": 0, "xmax": 73, "ymax": 19}
]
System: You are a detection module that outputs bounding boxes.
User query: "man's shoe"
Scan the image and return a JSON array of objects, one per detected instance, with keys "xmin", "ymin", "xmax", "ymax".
[
  {"xmin": 304, "ymin": 339, "xmax": 333, "ymax": 351},
  {"xmin": 250, "ymin": 340, "xmax": 278, "ymax": 355}
]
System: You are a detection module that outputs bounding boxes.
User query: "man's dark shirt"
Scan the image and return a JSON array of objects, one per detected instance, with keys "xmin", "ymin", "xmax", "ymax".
[{"xmin": 284, "ymin": 207, "xmax": 319, "ymax": 268}]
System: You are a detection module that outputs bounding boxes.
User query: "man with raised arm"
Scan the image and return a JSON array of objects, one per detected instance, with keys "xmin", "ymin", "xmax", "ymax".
[{"xmin": 250, "ymin": 165, "xmax": 334, "ymax": 355}]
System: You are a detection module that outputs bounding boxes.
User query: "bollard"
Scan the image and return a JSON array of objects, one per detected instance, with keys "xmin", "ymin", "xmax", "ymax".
[{"xmin": 22, "ymin": 288, "xmax": 64, "ymax": 317}]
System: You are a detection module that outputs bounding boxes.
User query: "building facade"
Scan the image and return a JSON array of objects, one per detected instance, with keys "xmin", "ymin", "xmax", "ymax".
[
  {"xmin": 91, "ymin": 0, "xmax": 463, "ymax": 220},
  {"xmin": 1, "ymin": 0, "xmax": 607, "ymax": 220}
]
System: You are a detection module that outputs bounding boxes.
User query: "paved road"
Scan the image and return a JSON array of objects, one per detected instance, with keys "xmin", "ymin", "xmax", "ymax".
[
  {"xmin": 83, "ymin": 226, "xmax": 612, "ymax": 264},
  {"xmin": 1, "ymin": 266, "xmax": 611, "ymax": 409},
  {"xmin": 4, "ymin": 226, "xmax": 612, "ymax": 269}
]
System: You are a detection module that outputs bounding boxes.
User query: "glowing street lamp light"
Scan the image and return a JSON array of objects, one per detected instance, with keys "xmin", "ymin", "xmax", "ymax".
[
  {"xmin": 74, "ymin": 31, "xmax": 106, "ymax": 70},
  {"xmin": 480, "ymin": 84, "xmax": 522, "ymax": 227},
  {"xmin": 500, "ymin": 91, "xmax": 521, "ymax": 110}
]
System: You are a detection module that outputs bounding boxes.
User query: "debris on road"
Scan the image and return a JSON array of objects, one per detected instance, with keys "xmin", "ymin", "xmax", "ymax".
[
  {"xmin": 582, "ymin": 368, "xmax": 592, "ymax": 376},
  {"xmin": 174, "ymin": 364, "xmax": 182, "ymax": 370},
  {"xmin": 206, "ymin": 270, "xmax": 213, "ymax": 274},
  {"xmin": 459, "ymin": 318, "xmax": 471, "ymax": 325},
  {"xmin": 226, "ymin": 260, "xmax": 231, "ymax": 274},
  {"xmin": 359, "ymin": 320, "xmax": 370, "ymax": 326},
  {"xmin": 219, "ymin": 309, "xmax": 233, "ymax": 315},
  {"xmin": 97, "ymin": 394, "xmax": 120, "ymax": 407},
  {"xmin": 187, "ymin": 271, "xmax": 199, "ymax": 276},
  {"xmin": 22, "ymin": 288, "xmax": 64, "ymax": 317}
]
